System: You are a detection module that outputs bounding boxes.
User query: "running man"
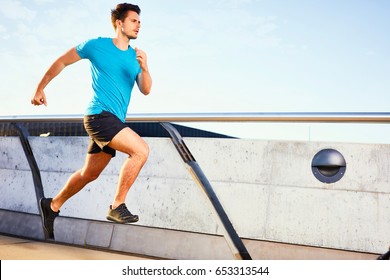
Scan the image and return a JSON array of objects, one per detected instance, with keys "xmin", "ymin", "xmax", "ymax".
[{"xmin": 31, "ymin": 3, "xmax": 152, "ymax": 239}]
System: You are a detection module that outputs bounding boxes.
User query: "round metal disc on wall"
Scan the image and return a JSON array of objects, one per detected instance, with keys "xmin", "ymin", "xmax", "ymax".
[{"xmin": 311, "ymin": 148, "xmax": 346, "ymax": 183}]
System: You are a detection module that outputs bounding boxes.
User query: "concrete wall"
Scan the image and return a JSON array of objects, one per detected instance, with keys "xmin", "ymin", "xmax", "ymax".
[{"xmin": 0, "ymin": 135, "xmax": 389, "ymax": 257}]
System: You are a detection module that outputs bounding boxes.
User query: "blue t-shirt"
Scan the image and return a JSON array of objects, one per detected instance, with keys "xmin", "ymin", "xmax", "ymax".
[{"xmin": 76, "ymin": 37, "xmax": 141, "ymax": 122}]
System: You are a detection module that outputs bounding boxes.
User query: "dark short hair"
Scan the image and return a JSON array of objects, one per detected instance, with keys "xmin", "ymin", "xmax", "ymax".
[{"xmin": 111, "ymin": 3, "xmax": 141, "ymax": 29}]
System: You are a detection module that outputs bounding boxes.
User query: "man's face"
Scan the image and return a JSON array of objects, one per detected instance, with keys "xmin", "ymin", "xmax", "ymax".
[{"xmin": 118, "ymin": 11, "xmax": 140, "ymax": 40}]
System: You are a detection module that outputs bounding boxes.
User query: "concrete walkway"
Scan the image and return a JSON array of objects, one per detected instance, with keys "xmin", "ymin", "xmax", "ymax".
[{"xmin": 0, "ymin": 234, "xmax": 155, "ymax": 260}]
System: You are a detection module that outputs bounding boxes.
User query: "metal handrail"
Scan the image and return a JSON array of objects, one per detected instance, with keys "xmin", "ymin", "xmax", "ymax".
[{"xmin": 1, "ymin": 112, "xmax": 390, "ymax": 123}]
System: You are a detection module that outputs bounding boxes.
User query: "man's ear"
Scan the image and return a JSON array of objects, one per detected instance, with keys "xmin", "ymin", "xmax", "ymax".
[{"xmin": 116, "ymin": 19, "xmax": 122, "ymax": 29}]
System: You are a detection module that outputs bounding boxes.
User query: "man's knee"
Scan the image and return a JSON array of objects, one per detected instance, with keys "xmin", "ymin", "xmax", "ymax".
[
  {"xmin": 137, "ymin": 142, "xmax": 149, "ymax": 164},
  {"xmin": 80, "ymin": 169, "xmax": 101, "ymax": 183}
]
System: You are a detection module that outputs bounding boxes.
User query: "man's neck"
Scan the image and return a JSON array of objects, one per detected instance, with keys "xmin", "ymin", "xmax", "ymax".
[{"xmin": 113, "ymin": 36, "xmax": 130, "ymax": 50}]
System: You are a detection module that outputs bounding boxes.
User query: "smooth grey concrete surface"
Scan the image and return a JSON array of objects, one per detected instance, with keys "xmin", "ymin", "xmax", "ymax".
[{"xmin": 0, "ymin": 209, "xmax": 380, "ymax": 260}]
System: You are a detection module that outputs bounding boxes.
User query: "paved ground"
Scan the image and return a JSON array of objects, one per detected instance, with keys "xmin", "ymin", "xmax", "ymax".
[{"xmin": 0, "ymin": 234, "xmax": 154, "ymax": 260}]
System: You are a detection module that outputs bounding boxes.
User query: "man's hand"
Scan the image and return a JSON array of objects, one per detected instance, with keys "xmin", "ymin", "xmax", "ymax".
[
  {"xmin": 31, "ymin": 89, "xmax": 47, "ymax": 106},
  {"xmin": 135, "ymin": 47, "xmax": 149, "ymax": 72}
]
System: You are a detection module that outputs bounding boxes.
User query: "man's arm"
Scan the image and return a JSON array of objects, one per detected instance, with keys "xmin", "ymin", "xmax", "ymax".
[
  {"xmin": 31, "ymin": 47, "xmax": 81, "ymax": 106},
  {"xmin": 135, "ymin": 47, "xmax": 152, "ymax": 95}
]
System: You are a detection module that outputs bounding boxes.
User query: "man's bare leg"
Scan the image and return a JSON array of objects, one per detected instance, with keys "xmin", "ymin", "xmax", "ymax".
[
  {"xmin": 50, "ymin": 151, "xmax": 112, "ymax": 212},
  {"xmin": 108, "ymin": 127, "xmax": 149, "ymax": 209}
]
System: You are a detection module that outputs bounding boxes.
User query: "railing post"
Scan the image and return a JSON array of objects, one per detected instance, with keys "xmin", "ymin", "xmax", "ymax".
[
  {"xmin": 161, "ymin": 122, "xmax": 252, "ymax": 260},
  {"xmin": 12, "ymin": 123, "xmax": 48, "ymax": 239},
  {"xmin": 12, "ymin": 123, "xmax": 45, "ymax": 201}
]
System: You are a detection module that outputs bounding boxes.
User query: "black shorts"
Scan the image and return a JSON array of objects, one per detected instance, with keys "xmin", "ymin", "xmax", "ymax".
[{"xmin": 83, "ymin": 111, "xmax": 128, "ymax": 157}]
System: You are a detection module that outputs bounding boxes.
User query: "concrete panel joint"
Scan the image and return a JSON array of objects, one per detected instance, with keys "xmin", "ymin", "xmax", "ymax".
[{"xmin": 85, "ymin": 222, "xmax": 114, "ymax": 248}]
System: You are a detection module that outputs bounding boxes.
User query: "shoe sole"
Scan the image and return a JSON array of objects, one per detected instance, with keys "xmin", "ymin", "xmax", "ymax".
[
  {"xmin": 106, "ymin": 215, "xmax": 139, "ymax": 224},
  {"xmin": 39, "ymin": 198, "xmax": 55, "ymax": 239}
]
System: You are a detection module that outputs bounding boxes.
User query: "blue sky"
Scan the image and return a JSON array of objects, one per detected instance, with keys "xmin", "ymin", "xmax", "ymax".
[{"xmin": 0, "ymin": 0, "xmax": 389, "ymax": 141}]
